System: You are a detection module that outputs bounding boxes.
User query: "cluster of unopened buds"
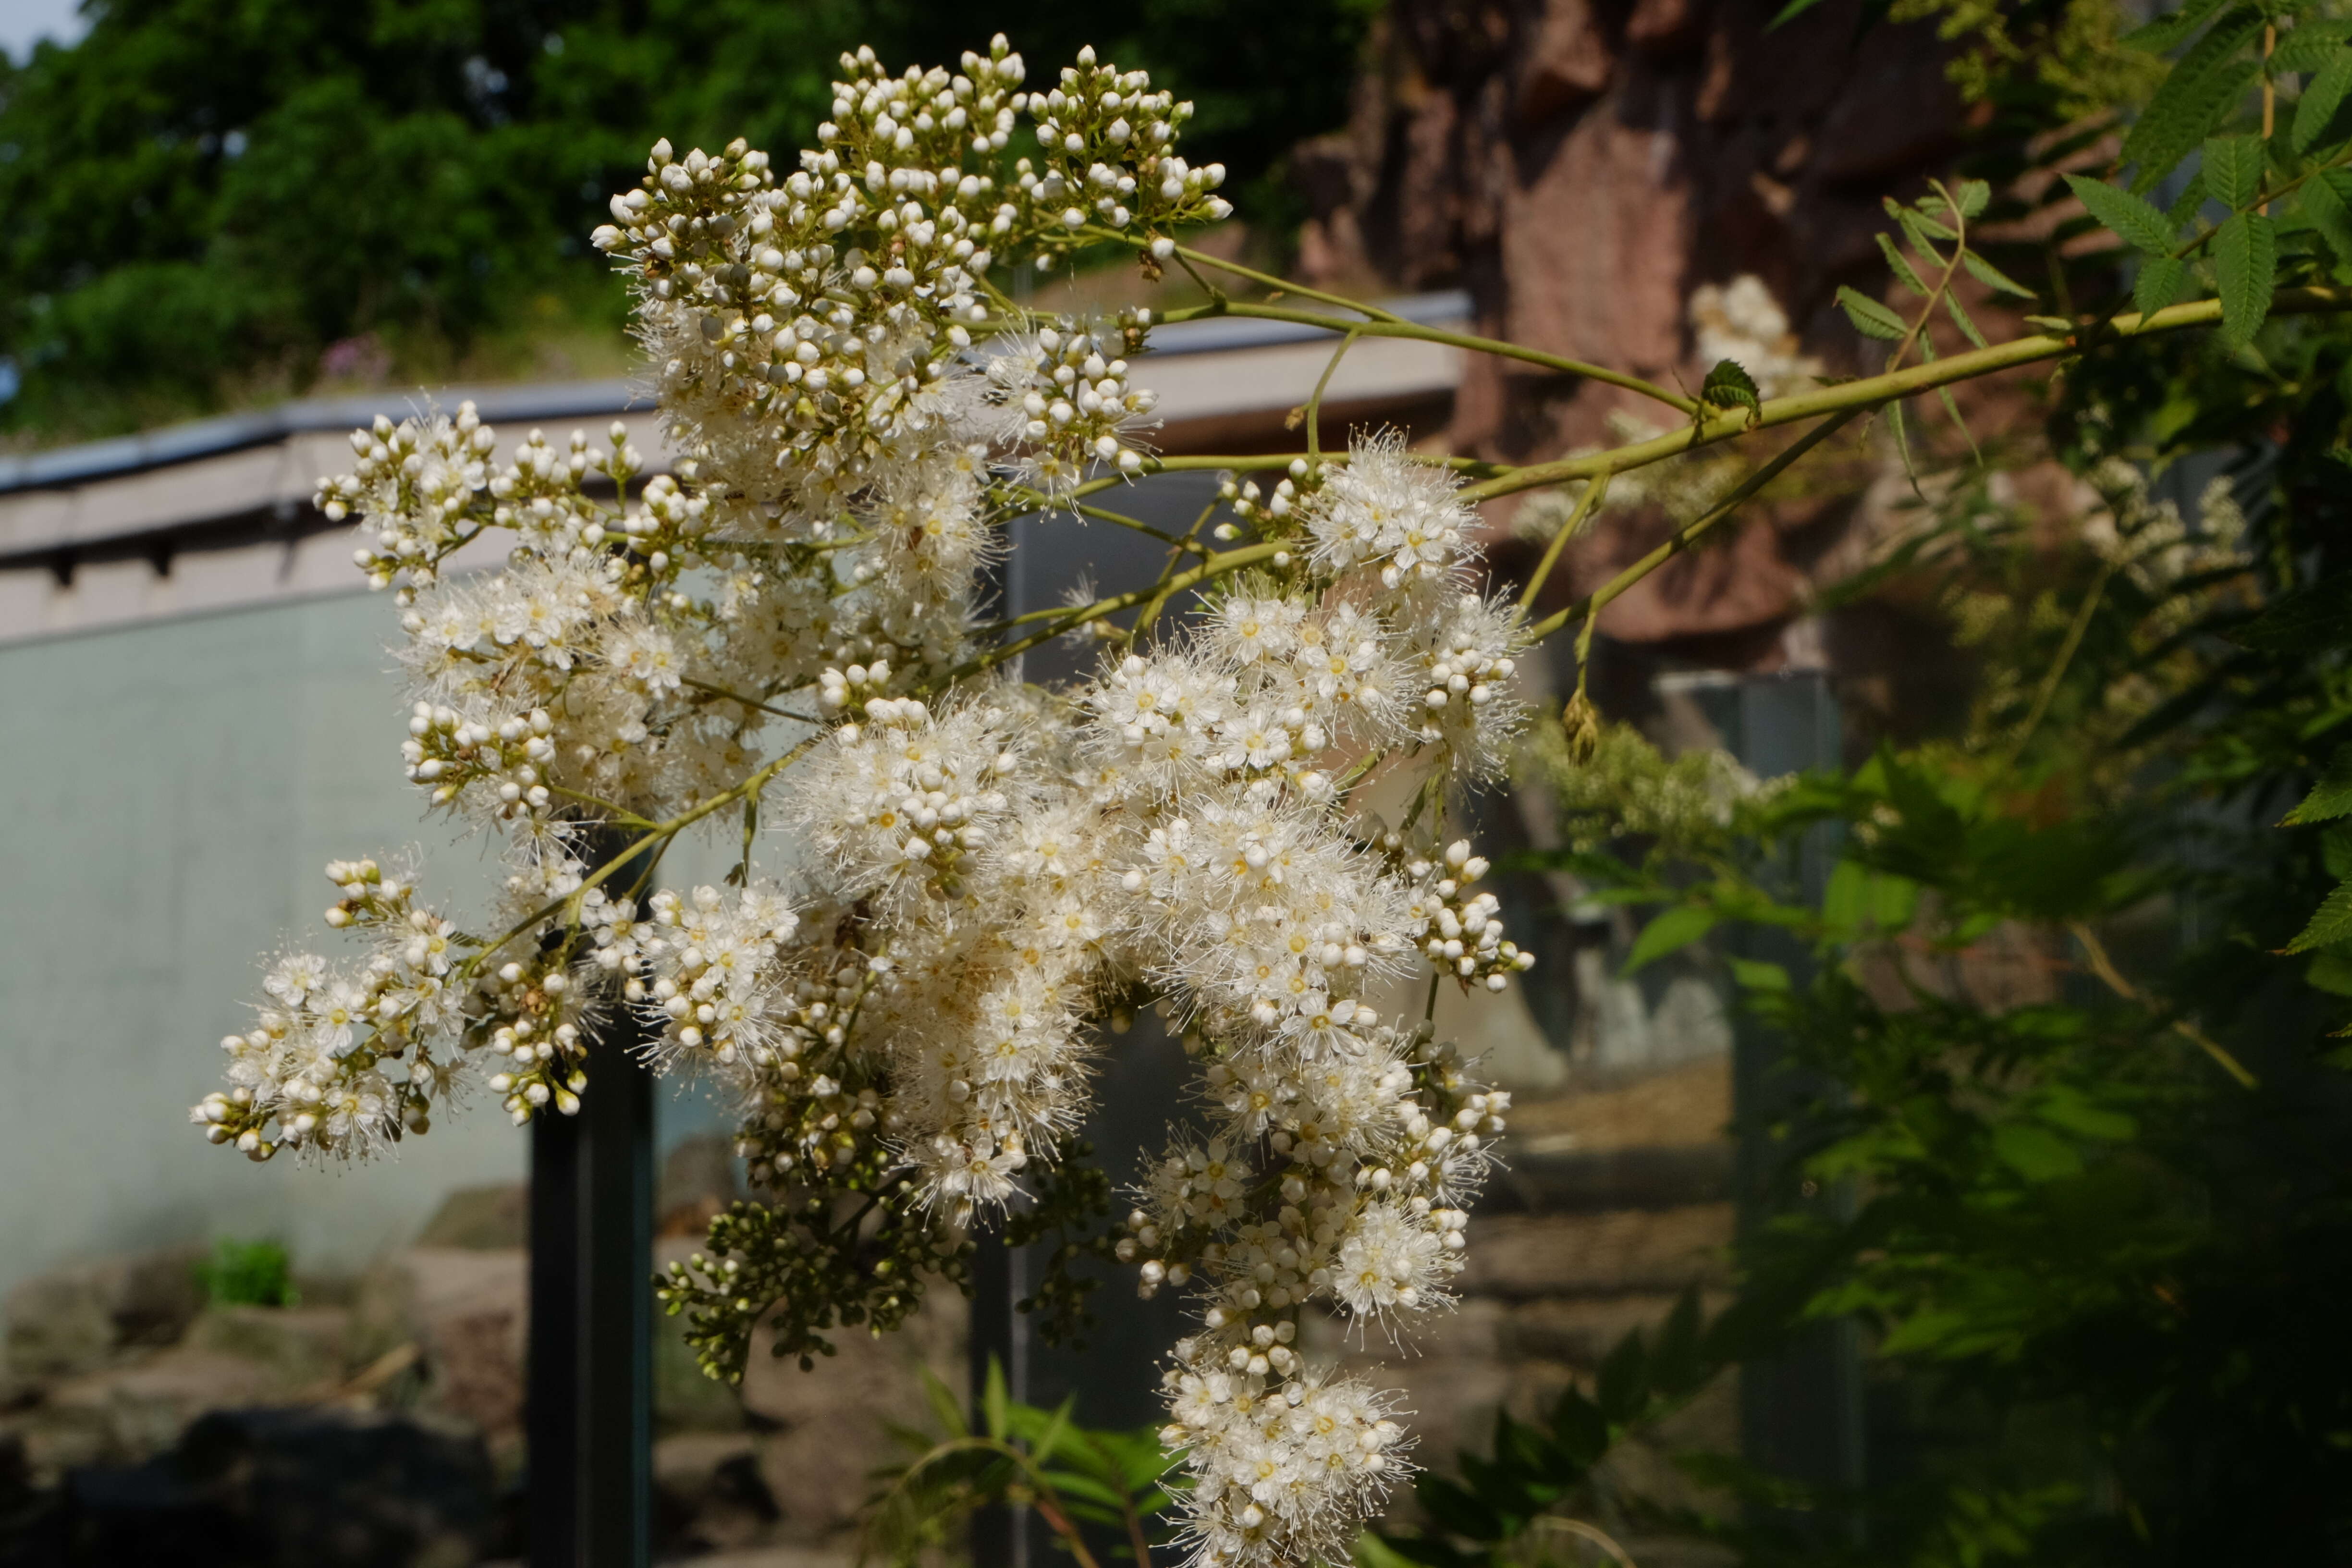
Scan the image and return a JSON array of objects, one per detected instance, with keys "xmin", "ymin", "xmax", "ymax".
[
  {"xmin": 991, "ymin": 319, "xmax": 1160, "ymax": 487},
  {"xmin": 1216, "ymin": 458, "xmax": 1320, "ymax": 543},
  {"xmin": 402, "ymin": 703, "xmax": 559, "ymax": 815},
  {"xmin": 1406, "ymin": 842, "xmax": 1535, "ymax": 992},
  {"xmin": 478, "ymin": 956, "xmax": 591, "ymax": 1122},
  {"xmin": 1421, "ymin": 643, "xmax": 1516, "ymax": 718},
  {"xmin": 817, "ymin": 660, "xmax": 895, "ymax": 710},
  {"xmin": 1116, "ymin": 1202, "xmax": 1198, "ymax": 1298},
  {"xmin": 329, "ymin": 405, "xmax": 496, "ymax": 590}
]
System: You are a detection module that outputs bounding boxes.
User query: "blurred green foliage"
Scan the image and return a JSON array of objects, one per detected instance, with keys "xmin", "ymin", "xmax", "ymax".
[
  {"xmin": 195, "ymin": 1237, "xmax": 299, "ymax": 1308},
  {"xmin": 0, "ymin": 0, "xmax": 1378, "ymax": 438}
]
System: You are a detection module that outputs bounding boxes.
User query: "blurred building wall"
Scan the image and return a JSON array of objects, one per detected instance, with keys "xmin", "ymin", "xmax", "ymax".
[{"xmin": 0, "ymin": 591, "xmax": 527, "ymax": 1298}]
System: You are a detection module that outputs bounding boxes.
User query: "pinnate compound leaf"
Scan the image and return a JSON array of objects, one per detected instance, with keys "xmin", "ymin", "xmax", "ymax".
[
  {"xmin": 2272, "ymin": 18, "xmax": 2352, "ymax": 72},
  {"xmin": 2201, "ymin": 133, "xmax": 2266, "ymax": 211},
  {"xmin": 2298, "ymin": 167, "xmax": 2352, "ymax": 266},
  {"xmin": 2125, "ymin": 52, "xmax": 2263, "ymax": 192},
  {"xmin": 2065, "ymin": 173, "xmax": 2178, "ymax": 255},
  {"xmin": 1960, "ymin": 248, "xmax": 2036, "ymax": 297},
  {"xmin": 2122, "ymin": 0, "xmax": 2227, "ymax": 52},
  {"xmin": 2215, "ymin": 210, "xmax": 2278, "ymax": 348},
  {"xmin": 2287, "ymin": 876, "xmax": 2352, "ymax": 953},
  {"xmin": 1837, "ymin": 284, "xmax": 1908, "ymax": 341},
  {"xmin": 1944, "ymin": 290, "xmax": 1989, "ymax": 348},
  {"xmin": 2285, "ymin": 749, "xmax": 2352, "ymax": 826},
  {"xmin": 2134, "ymin": 256, "xmax": 2189, "ymax": 315},
  {"xmin": 1877, "ymin": 231, "xmax": 1931, "ymax": 294},
  {"xmin": 2297, "ymin": 55, "xmax": 2352, "ymax": 153},
  {"xmin": 2230, "ymin": 573, "xmax": 2352, "ymax": 650}
]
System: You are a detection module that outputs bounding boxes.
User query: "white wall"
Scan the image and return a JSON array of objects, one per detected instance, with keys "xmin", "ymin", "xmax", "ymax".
[{"xmin": 0, "ymin": 591, "xmax": 534, "ymax": 1295}]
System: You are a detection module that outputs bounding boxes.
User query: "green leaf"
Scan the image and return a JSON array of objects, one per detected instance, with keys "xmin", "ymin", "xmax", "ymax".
[
  {"xmin": 2299, "ymin": 167, "xmax": 2352, "ymax": 265},
  {"xmin": 1960, "ymin": 247, "xmax": 2037, "ymax": 297},
  {"xmin": 2033, "ymin": 1088, "xmax": 2137, "ymax": 1141},
  {"xmin": 1728, "ymin": 957, "xmax": 1791, "ymax": 991},
  {"xmin": 2123, "ymin": 21, "xmax": 2265, "ymax": 193},
  {"xmin": 2271, "ymin": 18, "xmax": 2352, "ymax": 72},
  {"xmin": 2063, "ymin": 173, "xmax": 2177, "ymax": 256},
  {"xmin": 1595, "ymin": 1329, "xmax": 1650, "ymax": 1424},
  {"xmin": 1943, "ymin": 291, "xmax": 1989, "ymax": 348},
  {"xmin": 2287, "ymin": 876, "xmax": 2352, "ymax": 953},
  {"xmin": 2308, "ymin": 944, "xmax": 2352, "ymax": 996},
  {"xmin": 1767, "ymin": 0, "xmax": 1833, "ymax": 27},
  {"xmin": 2122, "ymin": 0, "xmax": 2228, "ymax": 53},
  {"xmin": 1952, "ymin": 178, "xmax": 1991, "ymax": 219},
  {"xmin": 2230, "ymin": 574, "xmax": 2352, "ymax": 650},
  {"xmin": 1993, "ymin": 1121, "xmax": 2084, "ymax": 1182},
  {"xmin": 2202, "ymin": 133, "xmax": 2266, "ymax": 211},
  {"xmin": 1837, "ymin": 284, "xmax": 1908, "ymax": 341},
  {"xmin": 1030, "ymin": 1395, "xmax": 1074, "ymax": 1466},
  {"xmin": 2285, "ymin": 748, "xmax": 2352, "ymax": 824},
  {"xmin": 919, "ymin": 1366, "xmax": 969, "ymax": 1439},
  {"xmin": 2134, "ymin": 256, "xmax": 2189, "ymax": 315},
  {"xmin": 1876, "ymin": 230, "xmax": 1932, "ymax": 294},
  {"xmin": 982, "ymin": 1356, "xmax": 1009, "ymax": 1440},
  {"xmin": 2214, "ymin": 210, "xmax": 2278, "ymax": 348},
  {"xmin": 1700, "ymin": 358, "xmax": 1761, "ymax": 424},
  {"xmin": 1624, "ymin": 905, "xmax": 1718, "ymax": 973},
  {"xmin": 2168, "ymin": 170, "xmax": 2210, "ymax": 226},
  {"xmin": 2296, "ymin": 55, "xmax": 2352, "ymax": 153}
]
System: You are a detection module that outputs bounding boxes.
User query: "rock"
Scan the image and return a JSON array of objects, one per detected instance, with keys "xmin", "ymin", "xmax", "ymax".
[
  {"xmin": 414, "ymin": 1184, "xmax": 527, "ymax": 1251},
  {"xmin": 738, "ymin": 1291, "xmax": 964, "ymax": 1544},
  {"xmin": 655, "ymin": 1431, "xmax": 780, "ymax": 1556},
  {"xmin": 660, "ymin": 1133, "xmax": 742, "ymax": 1237},
  {"xmin": 353, "ymin": 1249, "xmax": 527, "ymax": 1453},
  {"xmin": 182, "ymin": 1305, "xmax": 351, "ymax": 1389},
  {"xmin": 30, "ymin": 1345, "xmax": 301, "ymax": 1473},
  {"xmin": 4, "ymin": 1245, "xmax": 207, "ymax": 1380},
  {"xmin": 58, "ymin": 1406, "xmax": 494, "ymax": 1568}
]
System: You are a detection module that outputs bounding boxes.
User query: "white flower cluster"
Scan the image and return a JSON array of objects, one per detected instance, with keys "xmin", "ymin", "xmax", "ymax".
[
  {"xmin": 192, "ymin": 39, "xmax": 1544, "ymax": 1568},
  {"xmin": 193, "ymin": 860, "xmax": 469, "ymax": 1159},
  {"xmin": 1689, "ymin": 273, "xmax": 1823, "ymax": 401}
]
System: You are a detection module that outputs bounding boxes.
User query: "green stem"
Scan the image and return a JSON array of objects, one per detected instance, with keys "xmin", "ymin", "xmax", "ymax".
[
  {"xmin": 1524, "ymin": 407, "xmax": 1865, "ymax": 644},
  {"xmin": 1158, "ymin": 239, "xmax": 1408, "ymax": 322},
  {"xmin": 1516, "ymin": 468, "xmax": 1612, "ymax": 621},
  {"xmin": 1151, "ymin": 295, "xmax": 1699, "ymax": 416},
  {"xmin": 1304, "ymin": 327, "xmax": 1361, "ymax": 461},
  {"xmin": 1470, "ymin": 287, "xmax": 2352, "ymax": 510}
]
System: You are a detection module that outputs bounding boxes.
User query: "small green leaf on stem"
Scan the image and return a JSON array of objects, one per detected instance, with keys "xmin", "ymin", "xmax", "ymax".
[
  {"xmin": 2215, "ymin": 210, "xmax": 2278, "ymax": 347},
  {"xmin": 1700, "ymin": 358, "xmax": 1762, "ymax": 425},
  {"xmin": 2063, "ymin": 173, "xmax": 2178, "ymax": 257},
  {"xmin": 1877, "ymin": 232, "xmax": 1932, "ymax": 294},
  {"xmin": 2133, "ymin": 256, "xmax": 2189, "ymax": 316},
  {"xmin": 2201, "ymin": 133, "xmax": 2266, "ymax": 212},
  {"xmin": 1960, "ymin": 248, "xmax": 2037, "ymax": 298},
  {"xmin": 1837, "ymin": 285, "xmax": 1908, "ymax": 341},
  {"xmin": 2296, "ymin": 55, "xmax": 2352, "ymax": 153}
]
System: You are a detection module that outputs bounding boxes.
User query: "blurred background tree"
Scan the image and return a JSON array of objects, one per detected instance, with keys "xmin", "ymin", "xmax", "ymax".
[{"xmin": 0, "ymin": 0, "xmax": 1378, "ymax": 438}]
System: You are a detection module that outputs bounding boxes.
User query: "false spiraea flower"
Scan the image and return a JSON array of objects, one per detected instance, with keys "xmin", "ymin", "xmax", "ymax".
[{"xmin": 191, "ymin": 38, "xmax": 1536, "ymax": 1568}]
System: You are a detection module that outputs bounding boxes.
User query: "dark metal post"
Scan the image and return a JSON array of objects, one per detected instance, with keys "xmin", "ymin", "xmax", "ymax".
[{"xmin": 530, "ymin": 1013, "xmax": 655, "ymax": 1567}]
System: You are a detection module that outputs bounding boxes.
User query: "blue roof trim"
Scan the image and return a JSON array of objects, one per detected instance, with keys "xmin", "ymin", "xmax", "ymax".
[{"xmin": 0, "ymin": 291, "xmax": 1470, "ymax": 497}]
